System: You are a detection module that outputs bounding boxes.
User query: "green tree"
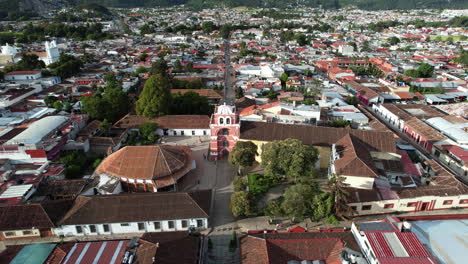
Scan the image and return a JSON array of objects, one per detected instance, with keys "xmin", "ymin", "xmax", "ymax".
[
  {"xmin": 136, "ymin": 74, "xmax": 172, "ymax": 118},
  {"xmin": 229, "ymin": 141, "xmax": 258, "ymax": 174},
  {"xmin": 150, "ymin": 59, "xmax": 168, "ymax": 75},
  {"xmin": 4, "ymin": 53, "xmax": 45, "ymax": 72},
  {"xmin": 139, "ymin": 122, "xmax": 159, "ymax": 144},
  {"xmin": 236, "ymin": 87, "xmax": 244, "ymax": 99},
  {"xmin": 230, "ymin": 191, "xmax": 256, "ymax": 217},
  {"xmin": 281, "ymin": 183, "xmax": 317, "ymax": 220},
  {"xmin": 233, "ymin": 177, "xmax": 248, "ymax": 192},
  {"xmin": 174, "ymin": 59, "xmax": 183, "ymax": 72},
  {"xmin": 48, "ymin": 53, "xmax": 83, "ymax": 79},
  {"xmin": 345, "ymin": 96, "xmax": 359, "ymax": 105},
  {"xmin": 280, "ymin": 72, "xmax": 289, "ymax": 88},
  {"xmin": 62, "ymin": 102, "xmax": 72, "ymax": 112},
  {"xmin": 170, "ymin": 91, "xmax": 213, "ymax": 115},
  {"xmin": 219, "ymin": 24, "xmax": 232, "ymax": 39},
  {"xmin": 261, "ymin": 138, "xmax": 319, "ymax": 183},
  {"xmin": 264, "ymin": 198, "xmax": 284, "ymax": 217},
  {"xmin": 44, "ymin": 96, "xmax": 58, "ymax": 107},
  {"xmin": 454, "ymin": 49, "xmax": 468, "ymax": 66},
  {"xmin": 53, "ymin": 101, "xmax": 63, "ymax": 112},
  {"xmin": 81, "ymin": 80, "xmax": 129, "ymax": 123},
  {"xmin": 387, "ymin": 36, "xmax": 400, "ymax": 45},
  {"xmin": 99, "ymin": 119, "xmax": 111, "ymax": 132},
  {"xmin": 328, "ymin": 175, "xmax": 353, "ymax": 219}
]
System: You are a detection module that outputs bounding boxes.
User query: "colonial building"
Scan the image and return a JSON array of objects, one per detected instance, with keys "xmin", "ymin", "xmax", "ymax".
[
  {"xmin": 209, "ymin": 104, "xmax": 240, "ymax": 159},
  {"xmin": 53, "ymin": 190, "xmax": 211, "ymax": 237},
  {"xmin": 94, "ymin": 145, "xmax": 194, "ymax": 193}
]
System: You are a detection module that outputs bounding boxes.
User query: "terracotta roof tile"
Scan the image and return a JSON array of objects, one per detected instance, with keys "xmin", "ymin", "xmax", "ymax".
[
  {"xmin": 59, "ymin": 190, "xmax": 211, "ymax": 225},
  {"xmin": 240, "ymin": 121, "xmax": 396, "ymax": 153},
  {"xmin": 96, "ymin": 145, "xmax": 192, "ymax": 183}
]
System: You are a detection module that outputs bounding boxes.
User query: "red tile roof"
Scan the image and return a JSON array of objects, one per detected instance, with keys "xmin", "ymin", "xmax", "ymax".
[{"xmin": 5, "ymin": 71, "xmax": 41, "ymax": 75}]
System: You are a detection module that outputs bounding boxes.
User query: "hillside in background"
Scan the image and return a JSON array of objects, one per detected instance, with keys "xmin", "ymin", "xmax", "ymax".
[{"xmin": 1, "ymin": 0, "xmax": 467, "ymax": 20}]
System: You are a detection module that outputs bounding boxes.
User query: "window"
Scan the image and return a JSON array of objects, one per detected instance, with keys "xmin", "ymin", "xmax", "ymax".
[
  {"xmin": 203, "ymin": 131, "xmax": 207, "ymax": 136},
  {"xmin": 76, "ymin": 226, "xmax": 83, "ymax": 234},
  {"xmin": 443, "ymin": 200, "xmax": 453, "ymax": 205},
  {"xmin": 219, "ymin": 118, "xmax": 224, "ymax": 124},
  {"xmin": 103, "ymin": 224, "xmax": 110, "ymax": 232},
  {"xmin": 460, "ymin": 199, "xmax": 468, "ymax": 205},
  {"xmin": 173, "ymin": 131, "xmax": 177, "ymax": 136},
  {"xmin": 4, "ymin": 231, "xmax": 16, "ymax": 237},
  {"xmin": 168, "ymin": 221, "xmax": 175, "ymax": 229},
  {"xmin": 226, "ymin": 118, "xmax": 231, "ymax": 124},
  {"xmin": 223, "ymin": 141, "xmax": 229, "ymax": 148},
  {"xmin": 350, "ymin": 206, "xmax": 357, "ymax": 211},
  {"xmin": 407, "ymin": 202, "xmax": 417, "ymax": 207},
  {"xmin": 181, "ymin": 220, "xmax": 188, "ymax": 228},
  {"xmin": 22, "ymin": 230, "xmax": 33, "ymax": 236},
  {"xmin": 196, "ymin": 220, "xmax": 203, "ymax": 227},
  {"xmin": 192, "ymin": 130, "xmax": 195, "ymax": 135},
  {"xmin": 121, "ymin": 223, "xmax": 130, "ymax": 227},
  {"xmin": 361, "ymin": 205, "xmax": 372, "ymax": 210},
  {"xmin": 154, "ymin": 222, "xmax": 161, "ymax": 230},
  {"xmin": 384, "ymin": 204, "xmax": 394, "ymax": 209},
  {"xmin": 89, "ymin": 225, "xmax": 96, "ymax": 233},
  {"xmin": 138, "ymin": 222, "xmax": 145, "ymax": 231}
]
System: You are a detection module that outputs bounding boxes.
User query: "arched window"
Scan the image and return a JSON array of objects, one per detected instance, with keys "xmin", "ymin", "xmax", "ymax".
[
  {"xmin": 226, "ymin": 117, "xmax": 231, "ymax": 124},
  {"xmin": 223, "ymin": 141, "xmax": 229, "ymax": 148},
  {"xmin": 219, "ymin": 117, "xmax": 224, "ymax": 124},
  {"xmin": 222, "ymin": 129, "xmax": 229, "ymax": 136}
]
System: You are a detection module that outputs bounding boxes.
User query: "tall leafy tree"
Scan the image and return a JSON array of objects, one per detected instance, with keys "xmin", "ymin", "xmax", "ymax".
[
  {"xmin": 229, "ymin": 141, "xmax": 258, "ymax": 174},
  {"xmin": 136, "ymin": 74, "xmax": 172, "ymax": 118},
  {"xmin": 261, "ymin": 138, "xmax": 318, "ymax": 183},
  {"xmin": 281, "ymin": 183, "xmax": 317, "ymax": 220},
  {"xmin": 170, "ymin": 91, "xmax": 213, "ymax": 115},
  {"xmin": 230, "ymin": 191, "xmax": 256, "ymax": 217}
]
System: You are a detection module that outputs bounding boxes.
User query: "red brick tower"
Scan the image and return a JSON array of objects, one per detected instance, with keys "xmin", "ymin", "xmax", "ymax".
[{"xmin": 209, "ymin": 103, "xmax": 240, "ymax": 160}]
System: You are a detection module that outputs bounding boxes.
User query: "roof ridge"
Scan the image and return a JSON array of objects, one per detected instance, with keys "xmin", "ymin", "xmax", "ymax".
[
  {"xmin": 58, "ymin": 196, "xmax": 92, "ymax": 225},
  {"xmin": 187, "ymin": 191, "xmax": 210, "ymax": 217},
  {"xmin": 159, "ymin": 146, "xmax": 173, "ymax": 175}
]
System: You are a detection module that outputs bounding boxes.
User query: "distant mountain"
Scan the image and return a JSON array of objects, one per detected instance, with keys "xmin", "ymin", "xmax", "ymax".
[{"xmin": 1, "ymin": 0, "xmax": 467, "ymax": 20}]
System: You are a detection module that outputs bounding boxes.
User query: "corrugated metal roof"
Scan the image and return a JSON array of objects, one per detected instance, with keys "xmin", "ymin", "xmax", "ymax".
[
  {"xmin": 6, "ymin": 116, "xmax": 70, "ymax": 145},
  {"xmin": 0, "ymin": 184, "xmax": 33, "ymax": 199},
  {"xmin": 10, "ymin": 243, "xmax": 56, "ymax": 264}
]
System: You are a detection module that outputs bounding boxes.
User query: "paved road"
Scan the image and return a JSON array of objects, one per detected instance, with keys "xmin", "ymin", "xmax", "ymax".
[
  {"xmin": 204, "ymin": 160, "xmax": 240, "ymax": 264},
  {"xmin": 223, "ymin": 36, "xmax": 235, "ymax": 105}
]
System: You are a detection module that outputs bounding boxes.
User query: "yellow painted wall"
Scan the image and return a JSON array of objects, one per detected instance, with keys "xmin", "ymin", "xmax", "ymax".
[{"xmin": 238, "ymin": 139, "xmax": 330, "ymax": 169}]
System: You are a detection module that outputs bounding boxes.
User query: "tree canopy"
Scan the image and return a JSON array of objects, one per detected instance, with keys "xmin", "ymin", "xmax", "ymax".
[
  {"xmin": 230, "ymin": 191, "xmax": 256, "ymax": 217},
  {"xmin": 3, "ymin": 54, "xmax": 45, "ymax": 72},
  {"xmin": 404, "ymin": 63, "xmax": 434, "ymax": 78},
  {"xmin": 229, "ymin": 141, "xmax": 258, "ymax": 171},
  {"xmin": 170, "ymin": 91, "xmax": 213, "ymax": 115},
  {"xmin": 136, "ymin": 74, "xmax": 172, "ymax": 119},
  {"xmin": 48, "ymin": 53, "xmax": 83, "ymax": 79},
  {"xmin": 261, "ymin": 138, "xmax": 319, "ymax": 182},
  {"xmin": 81, "ymin": 77, "xmax": 130, "ymax": 123}
]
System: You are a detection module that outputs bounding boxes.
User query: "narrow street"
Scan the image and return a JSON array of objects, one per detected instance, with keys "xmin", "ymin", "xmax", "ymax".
[
  {"xmin": 204, "ymin": 160, "xmax": 240, "ymax": 264},
  {"xmin": 223, "ymin": 36, "xmax": 235, "ymax": 105}
]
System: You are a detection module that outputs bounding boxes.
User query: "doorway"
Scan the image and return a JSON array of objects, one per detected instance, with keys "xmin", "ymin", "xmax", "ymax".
[{"xmin": 420, "ymin": 202, "xmax": 429, "ymax": 211}]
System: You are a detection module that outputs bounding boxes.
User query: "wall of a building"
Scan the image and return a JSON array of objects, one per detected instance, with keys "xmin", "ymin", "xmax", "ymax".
[
  {"xmin": 54, "ymin": 218, "xmax": 208, "ymax": 237},
  {"xmin": 349, "ymin": 194, "xmax": 468, "ymax": 216}
]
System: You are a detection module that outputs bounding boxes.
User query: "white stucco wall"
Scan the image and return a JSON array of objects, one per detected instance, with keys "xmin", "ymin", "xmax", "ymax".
[
  {"xmin": 349, "ymin": 194, "xmax": 468, "ymax": 216},
  {"xmin": 343, "ymin": 175, "xmax": 375, "ymax": 190},
  {"xmin": 53, "ymin": 218, "xmax": 208, "ymax": 237},
  {"xmin": 156, "ymin": 128, "xmax": 209, "ymax": 137}
]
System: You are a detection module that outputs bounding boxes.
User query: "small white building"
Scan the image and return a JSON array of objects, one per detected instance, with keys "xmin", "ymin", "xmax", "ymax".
[
  {"xmin": 4, "ymin": 71, "xmax": 42, "ymax": 81},
  {"xmin": 54, "ymin": 190, "xmax": 211, "ymax": 237}
]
